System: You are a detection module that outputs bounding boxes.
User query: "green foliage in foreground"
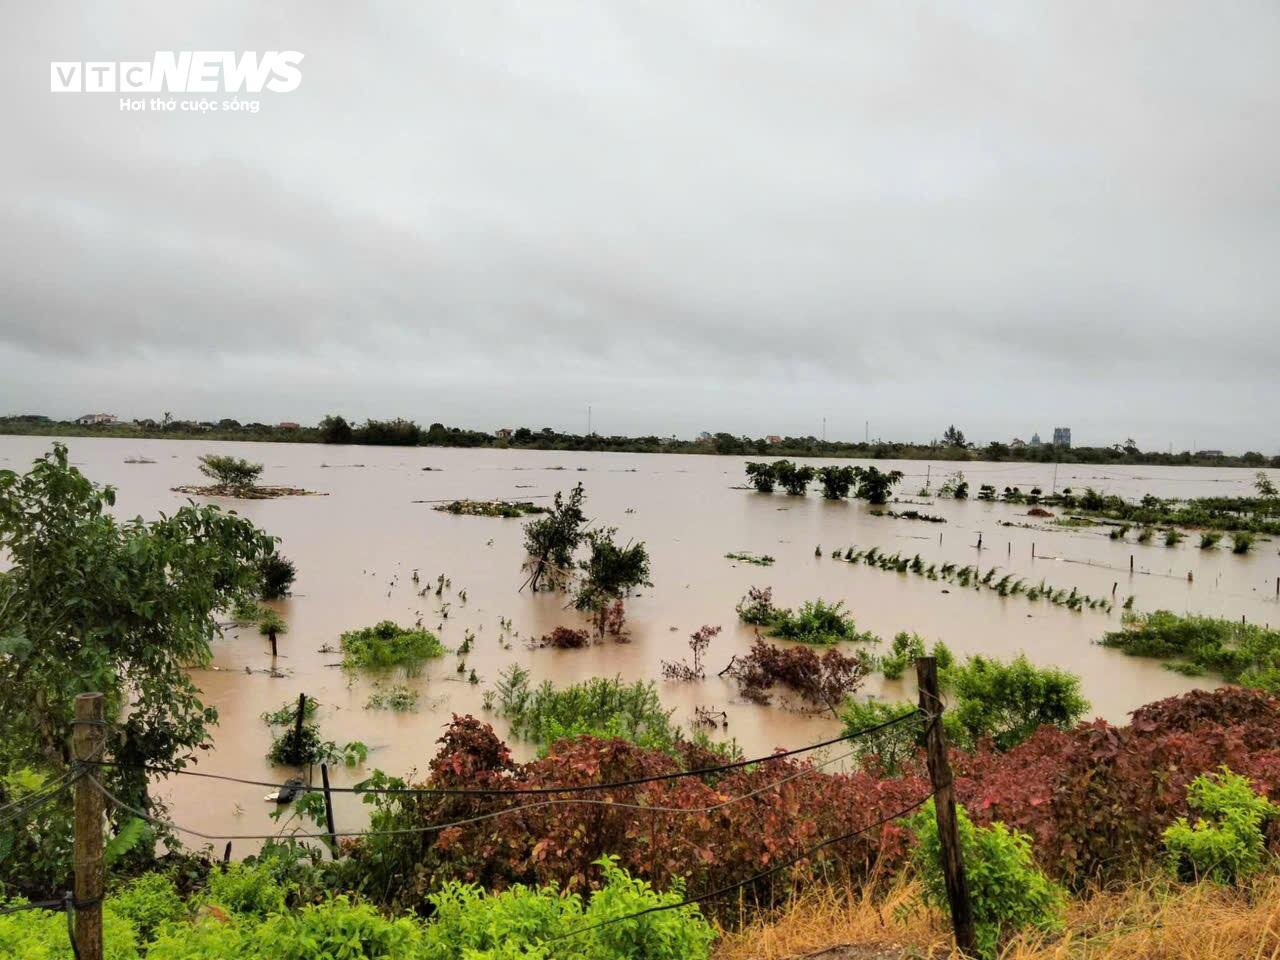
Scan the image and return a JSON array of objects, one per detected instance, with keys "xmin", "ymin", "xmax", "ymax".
[
  {"xmin": 910, "ymin": 801, "xmax": 1066, "ymax": 960},
  {"xmin": 339, "ymin": 620, "xmax": 445, "ymax": 673},
  {"xmin": 0, "ymin": 856, "xmax": 713, "ymax": 960},
  {"xmin": 1163, "ymin": 768, "xmax": 1280, "ymax": 885},
  {"xmin": 0, "ymin": 444, "xmax": 274, "ymax": 897},
  {"xmin": 1100, "ymin": 610, "xmax": 1280, "ymax": 693},
  {"xmin": 496, "ymin": 667, "xmax": 680, "ymax": 755}
]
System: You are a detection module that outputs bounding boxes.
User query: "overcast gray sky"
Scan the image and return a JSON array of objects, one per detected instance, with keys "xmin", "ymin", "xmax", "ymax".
[{"xmin": 2, "ymin": 2, "xmax": 1278, "ymax": 451}]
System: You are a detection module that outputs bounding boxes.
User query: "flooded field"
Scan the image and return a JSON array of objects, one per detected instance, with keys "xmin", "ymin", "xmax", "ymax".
[{"xmin": 3, "ymin": 436, "xmax": 1277, "ymax": 845}]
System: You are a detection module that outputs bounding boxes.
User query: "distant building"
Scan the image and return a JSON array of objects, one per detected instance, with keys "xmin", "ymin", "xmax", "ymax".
[
  {"xmin": 277, "ymin": 421, "xmax": 301, "ymax": 430},
  {"xmin": 1053, "ymin": 427, "xmax": 1072, "ymax": 448},
  {"xmin": 697, "ymin": 431, "xmax": 712, "ymax": 442},
  {"xmin": 766, "ymin": 435, "xmax": 782, "ymax": 444},
  {"xmin": 1196, "ymin": 449, "xmax": 1224, "ymax": 457},
  {"xmin": 495, "ymin": 428, "xmax": 513, "ymax": 439},
  {"xmin": 74, "ymin": 413, "xmax": 117, "ymax": 426},
  {"xmin": 1010, "ymin": 438, "xmax": 1026, "ymax": 450},
  {"xmin": 1030, "ymin": 432, "xmax": 1041, "ymax": 447}
]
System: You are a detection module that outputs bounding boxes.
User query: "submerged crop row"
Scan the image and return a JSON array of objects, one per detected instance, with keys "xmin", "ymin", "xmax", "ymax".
[{"xmin": 834, "ymin": 545, "xmax": 1127, "ymax": 613}]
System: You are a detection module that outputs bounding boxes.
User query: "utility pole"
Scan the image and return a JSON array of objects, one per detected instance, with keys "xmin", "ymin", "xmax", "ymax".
[
  {"xmin": 916, "ymin": 658, "xmax": 976, "ymax": 956},
  {"xmin": 73, "ymin": 693, "xmax": 105, "ymax": 960},
  {"xmin": 865, "ymin": 420, "xmax": 869, "ymax": 444},
  {"xmin": 822, "ymin": 417, "xmax": 826, "ymax": 443},
  {"xmin": 587, "ymin": 405, "xmax": 592, "ymax": 436}
]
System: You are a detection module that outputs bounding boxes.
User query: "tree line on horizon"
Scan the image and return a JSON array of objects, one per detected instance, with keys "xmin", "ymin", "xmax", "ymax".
[{"xmin": 0, "ymin": 412, "xmax": 1276, "ymax": 467}]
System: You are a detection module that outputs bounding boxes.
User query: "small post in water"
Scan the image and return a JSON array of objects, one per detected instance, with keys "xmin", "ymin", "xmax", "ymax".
[
  {"xmin": 916, "ymin": 657, "xmax": 976, "ymax": 956},
  {"xmin": 73, "ymin": 692, "xmax": 105, "ymax": 960},
  {"xmin": 294, "ymin": 692, "xmax": 306, "ymax": 748},
  {"xmin": 1130, "ymin": 554, "xmax": 1134, "ymax": 574}
]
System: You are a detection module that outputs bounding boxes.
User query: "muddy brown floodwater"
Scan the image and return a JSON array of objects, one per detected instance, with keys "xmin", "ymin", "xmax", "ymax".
[{"xmin": 3, "ymin": 436, "xmax": 1277, "ymax": 849}]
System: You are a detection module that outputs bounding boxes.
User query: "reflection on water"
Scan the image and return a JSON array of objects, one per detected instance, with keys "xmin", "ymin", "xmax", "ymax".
[{"xmin": 3, "ymin": 436, "xmax": 1275, "ymax": 845}]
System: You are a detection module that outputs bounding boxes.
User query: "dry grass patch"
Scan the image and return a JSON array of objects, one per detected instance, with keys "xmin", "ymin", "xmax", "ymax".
[{"xmin": 714, "ymin": 875, "xmax": 1280, "ymax": 960}]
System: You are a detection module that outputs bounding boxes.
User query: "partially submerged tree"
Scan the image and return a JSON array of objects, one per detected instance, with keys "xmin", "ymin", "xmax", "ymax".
[
  {"xmin": 773, "ymin": 460, "xmax": 815, "ymax": 496},
  {"xmin": 0, "ymin": 445, "xmax": 274, "ymax": 895},
  {"xmin": 853, "ymin": 465, "xmax": 904, "ymax": 504},
  {"xmin": 816, "ymin": 465, "xmax": 857, "ymax": 499},
  {"xmin": 259, "ymin": 552, "xmax": 297, "ymax": 599},
  {"xmin": 521, "ymin": 483, "xmax": 587, "ymax": 591},
  {"xmin": 197, "ymin": 453, "xmax": 263, "ymax": 490},
  {"xmin": 744, "ymin": 461, "xmax": 776, "ymax": 493},
  {"xmin": 575, "ymin": 527, "xmax": 652, "ymax": 635}
]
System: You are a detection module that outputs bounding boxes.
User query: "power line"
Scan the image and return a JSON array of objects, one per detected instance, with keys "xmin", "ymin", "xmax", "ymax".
[
  {"xmin": 90, "ymin": 709, "xmax": 920, "ymax": 799},
  {"xmin": 85, "ymin": 735, "xmax": 907, "ymax": 844}
]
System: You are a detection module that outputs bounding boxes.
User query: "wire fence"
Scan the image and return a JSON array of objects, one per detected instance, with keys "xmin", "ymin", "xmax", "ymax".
[{"xmin": 4, "ymin": 707, "xmax": 937, "ymax": 948}]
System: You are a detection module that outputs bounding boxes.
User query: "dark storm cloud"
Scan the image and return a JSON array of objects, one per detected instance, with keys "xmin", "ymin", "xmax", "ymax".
[{"xmin": 1, "ymin": 2, "xmax": 1278, "ymax": 450}]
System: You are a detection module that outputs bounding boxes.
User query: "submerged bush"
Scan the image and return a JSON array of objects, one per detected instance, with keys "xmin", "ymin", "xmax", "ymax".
[
  {"xmin": 816, "ymin": 465, "xmax": 857, "ymax": 499},
  {"xmin": 735, "ymin": 586, "xmax": 777, "ymax": 625},
  {"xmin": 744, "ymin": 461, "xmax": 776, "ymax": 493},
  {"xmin": 339, "ymin": 620, "xmax": 445, "ymax": 672},
  {"xmin": 1163, "ymin": 767, "xmax": 1279, "ymax": 884},
  {"xmin": 1100, "ymin": 610, "xmax": 1280, "ymax": 692},
  {"xmin": 766, "ymin": 598, "xmax": 877, "ymax": 646},
  {"xmin": 725, "ymin": 637, "xmax": 869, "ymax": 714},
  {"xmin": 258, "ymin": 552, "xmax": 296, "ymax": 599},
  {"xmin": 910, "ymin": 801, "xmax": 1065, "ymax": 959},
  {"xmin": 197, "ymin": 453, "xmax": 263, "ymax": 489},
  {"xmin": 496, "ymin": 667, "xmax": 679, "ymax": 755}
]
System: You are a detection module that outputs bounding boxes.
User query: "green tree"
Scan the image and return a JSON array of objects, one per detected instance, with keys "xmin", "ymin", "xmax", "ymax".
[
  {"xmin": 942, "ymin": 424, "xmax": 968, "ymax": 448},
  {"xmin": 853, "ymin": 465, "xmax": 903, "ymax": 504},
  {"xmin": 197, "ymin": 453, "xmax": 263, "ymax": 490},
  {"xmin": 522, "ymin": 483, "xmax": 587, "ymax": 591},
  {"xmin": 1255, "ymin": 472, "xmax": 1278, "ymax": 498},
  {"xmin": 575, "ymin": 527, "xmax": 652, "ymax": 620},
  {"xmin": 816, "ymin": 465, "xmax": 856, "ymax": 499},
  {"xmin": 744, "ymin": 461, "xmax": 776, "ymax": 493},
  {"xmin": 0, "ymin": 445, "xmax": 274, "ymax": 894},
  {"xmin": 318, "ymin": 414, "xmax": 354, "ymax": 444}
]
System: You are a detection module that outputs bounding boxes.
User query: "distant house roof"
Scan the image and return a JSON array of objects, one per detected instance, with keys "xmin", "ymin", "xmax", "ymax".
[
  {"xmin": 766, "ymin": 435, "xmax": 783, "ymax": 444},
  {"xmin": 277, "ymin": 421, "xmax": 301, "ymax": 429},
  {"xmin": 75, "ymin": 413, "xmax": 117, "ymax": 425},
  {"xmin": 495, "ymin": 428, "xmax": 513, "ymax": 438}
]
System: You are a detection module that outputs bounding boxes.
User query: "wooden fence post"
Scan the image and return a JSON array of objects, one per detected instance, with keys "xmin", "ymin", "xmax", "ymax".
[
  {"xmin": 916, "ymin": 658, "xmax": 976, "ymax": 956},
  {"xmin": 73, "ymin": 693, "xmax": 105, "ymax": 960},
  {"xmin": 294, "ymin": 693, "xmax": 307, "ymax": 746},
  {"xmin": 320, "ymin": 763, "xmax": 337, "ymax": 853}
]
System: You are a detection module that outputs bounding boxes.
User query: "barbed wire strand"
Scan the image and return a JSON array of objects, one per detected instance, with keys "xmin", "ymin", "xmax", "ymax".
[
  {"xmin": 89, "ymin": 708, "xmax": 921, "ymax": 798},
  {"xmin": 85, "ymin": 732, "xmax": 915, "ymax": 844}
]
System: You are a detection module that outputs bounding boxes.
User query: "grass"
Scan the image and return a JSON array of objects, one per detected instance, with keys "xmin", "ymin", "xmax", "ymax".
[
  {"xmin": 365, "ymin": 684, "xmax": 420, "ymax": 711},
  {"xmin": 712, "ymin": 875, "xmax": 1280, "ymax": 960},
  {"xmin": 339, "ymin": 620, "xmax": 445, "ymax": 673}
]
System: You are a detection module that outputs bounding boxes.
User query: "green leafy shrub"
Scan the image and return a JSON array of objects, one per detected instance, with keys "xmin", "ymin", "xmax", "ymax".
[
  {"xmin": 839, "ymin": 698, "xmax": 925, "ymax": 774},
  {"xmin": 109, "ymin": 872, "xmax": 184, "ymax": 941},
  {"xmin": 204, "ymin": 860, "xmax": 288, "ymax": 916},
  {"xmin": 366, "ymin": 685, "xmax": 420, "ymax": 711},
  {"xmin": 1200, "ymin": 531, "xmax": 1221, "ymax": 549},
  {"xmin": 879, "ymin": 632, "xmax": 953, "ymax": 680},
  {"xmin": 909, "ymin": 801, "xmax": 1065, "ymax": 959},
  {"xmin": 766, "ymin": 599, "xmax": 876, "ymax": 646},
  {"xmin": 816, "ymin": 465, "xmax": 857, "ymax": 499},
  {"xmin": 1231, "ymin": 531, "xmax": 1255, "ymax": 554},
  {"xmin": 258, "ymin": 553, "xmax": 296, "ymax": 599},
  {"xmin": 339, "ymin": 620, "xmax": 444, "ymax": 673},
  {"xmin": 1100, "ymin": 610, "xmax": 1280, "ymax": 692},
  {"xmin": 496, "ymin": 667, "xmax": 679, "ymax": 755},
  {"xmin": 0, "ymin": 903, "xmax": 138, "ymax": 960},
  {"xmin": 1163, "ymin": 768, "xmax": 1279, "ymax": 884},
  {"xmin": 420, "ymin": 855, "xmax": 714, "ymax": 960},
  {"xmin": 734, "ymin": 586, "xmax": 777, "ymax": 625},
  {"xmin": 944, "ymin": 654, "xmax": 1088, "ymax": 751}
]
